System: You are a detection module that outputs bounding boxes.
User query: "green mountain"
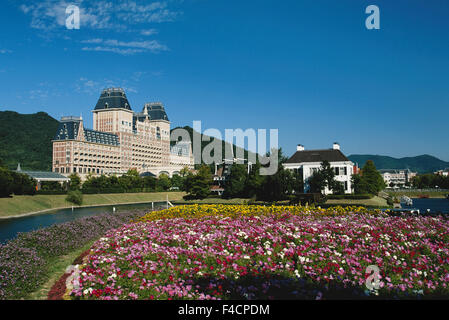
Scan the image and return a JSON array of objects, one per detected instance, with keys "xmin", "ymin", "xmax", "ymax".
[
  {"xmin": 348, "ymin": 154, "xmax": 449, "ymax": 174},
  {"xmin": 0, "ymin": 111, "xmax": 59, "ymax": 171},
  {"xmin": 171, "ymin": 126, "xmax": 257, "ymax": 164}
]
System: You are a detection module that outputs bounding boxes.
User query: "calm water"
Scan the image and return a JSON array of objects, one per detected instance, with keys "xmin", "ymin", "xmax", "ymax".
[
  {"xmin": 0, "ymin": 202, "xmax": 169, "ymax": 244},
  {"xmin": 402, "ymin": 198, "xmax": 449, "ymax": 214}
]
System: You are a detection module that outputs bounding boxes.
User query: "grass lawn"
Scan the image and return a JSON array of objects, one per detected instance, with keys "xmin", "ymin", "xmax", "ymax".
[
  {"xmin": 386, "ymin": 191, "xmax": 447, "ymax": 199},
  {"xmin": 26, "ymin": 240, "xmax": 96, "ymax": 300},
  {"xmin": 0, "ymin": 192, "xmax": 185, "ymax": 218},
  {"xmin": 325, "ymin": 195, "xmax": 389, "ymax": 208}
]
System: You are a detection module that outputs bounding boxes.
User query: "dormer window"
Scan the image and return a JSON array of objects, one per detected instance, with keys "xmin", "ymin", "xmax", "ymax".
[{"xmin": 105, "ymin": 102, "xmax": 108, "ymax": 109}]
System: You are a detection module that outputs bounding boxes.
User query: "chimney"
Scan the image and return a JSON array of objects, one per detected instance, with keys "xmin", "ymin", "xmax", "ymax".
[
  {"xmin": 333, "ymin": 142, "xmax": 340, "ymax": 150},
  {"xmin": 297, "ymin": 144, "xmax": 304, "ymax": 151}
]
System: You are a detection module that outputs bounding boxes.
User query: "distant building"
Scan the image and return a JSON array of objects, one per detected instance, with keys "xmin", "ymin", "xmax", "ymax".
[
  {"xmin": 211, "ymin": 158, "xmax": 252, "ymax": 195},
  {"xmin": 379, "ymin": 169, "xmax": 417, "ymax": 188},
  {"xmin": 52, "ymin": 88, "xmax": 194, "ymax": 179},
  {"xmin": 434, "ymin": 168, "xmax": 449, "ymax": 177},
  {"xmin": 283, "ymin": 143, "xmax": 354, "ymax": 195}
]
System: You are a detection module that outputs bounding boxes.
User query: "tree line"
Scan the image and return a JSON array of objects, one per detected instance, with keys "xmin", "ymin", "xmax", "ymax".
[
  {"xmin": 0, "ymin": 159, "xmax": 37, "ymax": 197},
  {"xmin": 411, "ymin": 173, "xmax": 449, "ymax": 189},
  {"xmin": 183, "ymin": 151, "xmax": 386, "ymax": 201}
]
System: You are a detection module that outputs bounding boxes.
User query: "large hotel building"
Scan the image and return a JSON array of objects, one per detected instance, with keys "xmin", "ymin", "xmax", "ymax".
[{"xmin": 52, "ymin": 88, "xmax": 194, "ymax": 179}]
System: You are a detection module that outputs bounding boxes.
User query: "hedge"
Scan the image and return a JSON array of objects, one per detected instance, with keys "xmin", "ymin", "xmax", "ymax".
[{"xmin": 326, "ymin": 194, "xmax": 373, "ymax": 200}]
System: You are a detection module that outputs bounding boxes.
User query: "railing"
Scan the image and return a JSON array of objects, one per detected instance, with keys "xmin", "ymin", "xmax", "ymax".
[{"xmin": 387, "ymin": 188, "xmax": 449, "ymax": 192}]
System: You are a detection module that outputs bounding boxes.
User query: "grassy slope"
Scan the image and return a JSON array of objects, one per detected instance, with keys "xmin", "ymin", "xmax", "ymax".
[
  {"xmin": 386, "ymin": 191, "xmax": 447, "ymax": 199},
  {"xmin": 0, "ymin": 192, "xmax": 185, "ymax": 218},
  {"xmin": 26, "ymin": 240, "xmax": 96, "ymax": 300},
  {"xmin": 325, "ymin": 195, "xmax": 389, "ymax": 207}
]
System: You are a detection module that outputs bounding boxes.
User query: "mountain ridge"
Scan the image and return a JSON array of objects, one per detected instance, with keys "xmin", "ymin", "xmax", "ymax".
[{"xmin": 348, "ymin": 154, "xmax": 449, "ymax": 174}]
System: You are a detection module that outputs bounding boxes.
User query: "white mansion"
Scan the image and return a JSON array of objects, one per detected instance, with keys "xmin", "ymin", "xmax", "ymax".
[{"xmin": 283, "ymin": 143, "xmax": 355, "ymax": 194}]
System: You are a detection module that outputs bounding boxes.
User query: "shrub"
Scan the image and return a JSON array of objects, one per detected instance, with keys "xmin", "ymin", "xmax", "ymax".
[{"xmin": 66, "ymin": 190, "xmax": 83, "ymax": 206}]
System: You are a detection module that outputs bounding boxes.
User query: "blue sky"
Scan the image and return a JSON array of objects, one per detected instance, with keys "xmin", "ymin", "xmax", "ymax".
[{"xmin": 0, "ymin": 0, "xmax": 448, "ymax": 160}]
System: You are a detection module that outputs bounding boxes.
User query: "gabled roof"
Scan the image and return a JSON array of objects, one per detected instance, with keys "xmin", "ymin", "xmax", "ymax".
[
  {"xmin": 285, "ymin": 149, "xmax": 350, "ymax": 164},
  {"xmin": 94, "ymin": 88, "xmax": 132, "ymax": 111}
]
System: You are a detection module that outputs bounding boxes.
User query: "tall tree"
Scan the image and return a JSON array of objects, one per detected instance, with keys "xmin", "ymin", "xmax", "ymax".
[
  {"xmin": 245, "ymin": 162, "xmax": 265, "ymax": 198},
  {"xmin": 352, "ymin": 160, "xmax": 385, "ymax": 194},
  {"xmin": 223, "ymin": 164, "xmax": 248, "ymax": 199},
  {"xmin": 185, "ymin": 165, "xmax": 213, "ymax": 199},
  {"xmin": 68, "ymin": 173, "xmax": 81, "ymax": 191}
]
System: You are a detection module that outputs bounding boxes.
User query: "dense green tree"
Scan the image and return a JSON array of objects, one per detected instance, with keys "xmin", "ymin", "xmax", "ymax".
[
  {"xmin": 308, "ymin": 170, "xmax": 327, "ymax": 194},
  {"xmin": 0, "ymin": 168, "xmax": 36, "ymax": 197},
  {"xmin": 308, "ymin": 161, "xmax": 340, "ymax": 194},
  {"xmin": 66, "ymin": 190, "xmax": 83, "ymax": 205},
  {"xmin": 352, "ymin": 173, "xmax": 369, "ymax": 194},
  {"xmin": 320, "ymin": 161, "xmax": 336, "ymax": 189},
  {"xmin": 257, "ymin": 165, "xmax": 295, "ymax": 202},
  {"xmin": 291, "ymin": 169, "xmax": 304, "ymax": 194},
  {"xmin": 118, "ymin": 169, "xmax": 142, "ymax": 191},
  {"xmin": 184, "ymin": 165, "xmax": 212, "ymax": 199},
  {"xmin": 352, "ymin": 160, "xmax": 385, "ymax": 194},
  {"xmin": 156, "ymin": 173, "xmax": 172, "ymax": 191},
  {"xmin": 245, "ymin": 162, "xmax": 265, "ymax": 198},
  {"xmin": 170, "ymin": 174, "xmax": 184, "ymax": 190},
  {"xmin": 0, "ymin": 167, "xmax": 14, "ymax": 197},
  {"xmin": 10, "ymin": 171, "xmax": 36, "ymax": 195},
  {"xmin": 179, "ymin": 166, "xmax": 190, "ymax": 177},
  {"xmin": 331, "ymin": 181, "xmax": 345, "ymax": 195},
  {"xmin": 412, "ymin": 173, "xmax": 449, "ymax": 189},
  {"xmin": 142, "ymin": 176, "xmax": 157, "ymax": 190},
  {"xmin": 223, "ymin": 164, "xmax": 248, "ymax": 198},
  {"xmin": 68, "ymin": 173, "xmax": 81, "ymax": 191}
]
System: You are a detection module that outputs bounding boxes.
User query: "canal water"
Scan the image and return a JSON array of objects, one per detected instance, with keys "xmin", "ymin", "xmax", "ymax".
[
  {"xmin": 0, "ymin": 202, "xmax": 168, "ymax": 244},
  {"xmin": 402, "ymin": 198, "xmax": 449, "ymax": 214}
]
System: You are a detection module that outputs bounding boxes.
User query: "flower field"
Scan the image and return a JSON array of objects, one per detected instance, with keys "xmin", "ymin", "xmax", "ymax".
[
  {"xmin": 0, "ymin": 210, "xmax": 146, "ymax": 300},
  {"xmin": 69, "ymin": 205, "xmax": 449, "ymax": 300}
]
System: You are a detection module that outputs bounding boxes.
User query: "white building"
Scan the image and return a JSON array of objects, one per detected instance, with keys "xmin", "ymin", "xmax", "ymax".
[
  {"xmin": 380, "ymin": 169, "xmax": 417, "ymax": 188},
  {"xmin": 283, "ymin": 143, "xmax": 354, "ymax": 195}
]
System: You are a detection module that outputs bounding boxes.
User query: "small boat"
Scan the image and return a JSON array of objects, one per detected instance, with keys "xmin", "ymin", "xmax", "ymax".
[
  {"xmin": 418, "ymin": 194, "xmax": 429, "ymax": 199},
  {"xmin": 446, "ymin": 194, "xmax": 449, "ymax": 200},
  {"xmin": 400, "ymin": 196, "xmax": 413, "ymax": 206}
]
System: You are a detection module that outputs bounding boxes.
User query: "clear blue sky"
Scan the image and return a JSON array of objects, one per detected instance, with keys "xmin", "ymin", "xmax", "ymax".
[{"xmin": 1, "ymin": 0, "xmax": 448, "ymax": 160}]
